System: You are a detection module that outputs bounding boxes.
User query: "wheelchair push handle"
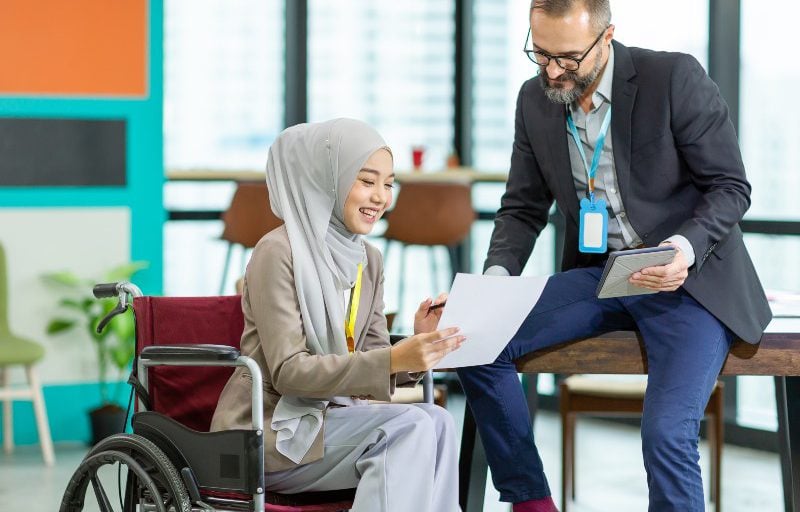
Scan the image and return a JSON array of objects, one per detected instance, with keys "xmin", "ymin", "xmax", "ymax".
[
  {"xmin": 93, "ymin": 282, "xmax": 120, "ymax": 298},
  {"xmin": 94, "ymin": 281, "xmax": 143, "ymax": 334}
]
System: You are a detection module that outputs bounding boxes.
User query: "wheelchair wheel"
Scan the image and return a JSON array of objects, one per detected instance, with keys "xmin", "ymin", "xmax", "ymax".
[{"xmin": 60, "ymin": 433, "xmax": 191, "ymax": 512}]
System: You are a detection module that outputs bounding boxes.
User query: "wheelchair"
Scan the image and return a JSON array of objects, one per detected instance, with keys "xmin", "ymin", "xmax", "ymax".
[{"xmin": 59, "ymin": 281, "xmax": 435, "ymax": 512}]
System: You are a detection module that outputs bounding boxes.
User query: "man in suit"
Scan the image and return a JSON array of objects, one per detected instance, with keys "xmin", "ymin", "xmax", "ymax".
[{"xmin": 456, "ymin": 1, "xmax": 772, "ymax": 511}]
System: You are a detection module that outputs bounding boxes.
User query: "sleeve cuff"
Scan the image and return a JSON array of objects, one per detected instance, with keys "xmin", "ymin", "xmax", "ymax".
[
  {"xmin": 663, "ymin": 235, "xmax": 696, "ymax": 267},
  {"xmin": 484, "ymin": 265, "xmax": 511, "ymax": 276},
  {"xmin": 357, "ymin": 347, "xmax": 393, "ymax": 401}
]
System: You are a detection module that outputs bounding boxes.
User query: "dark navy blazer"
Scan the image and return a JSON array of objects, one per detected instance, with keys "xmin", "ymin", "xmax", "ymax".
[{"xmin": 485, "ymin": 40, "xmax": 771, "ymax": 344}]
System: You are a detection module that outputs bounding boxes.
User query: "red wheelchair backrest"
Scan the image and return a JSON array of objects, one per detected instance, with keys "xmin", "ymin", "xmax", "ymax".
[{"xmin": 132, "ymin": 295, "xmax": 245, "ymax": 432}]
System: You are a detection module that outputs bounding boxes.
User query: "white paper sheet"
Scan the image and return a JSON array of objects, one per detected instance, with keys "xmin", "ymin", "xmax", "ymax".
[{"xmin": 434, "ymin": 273, "xmax": 549, "ymax": 369}]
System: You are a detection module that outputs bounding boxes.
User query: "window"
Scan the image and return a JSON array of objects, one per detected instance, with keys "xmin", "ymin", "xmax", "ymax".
[
  {"xmin": 164, "ymin": 0, "xmax": 284, "ymax": 170},
  {"xmin": 610, "ymin": 0, "xmax": 708, "ymax": 69},
  {"xmin": 307, "ymin": 0, "xmax": 455, "ymax": 171},
  {"xmin": 741, "ymin": 0, "xmax": 800, "ymax": 222},
  {"xmin": 471, "ymin": 0, "xmax": 532, "ymax": 172},
  {"xmin": 738, "ymin": 0, "xmax": 800, "ymax": 431},
  {"xmin": 163, "ymin": 0, "xmax": 285, "ymax": 296}
]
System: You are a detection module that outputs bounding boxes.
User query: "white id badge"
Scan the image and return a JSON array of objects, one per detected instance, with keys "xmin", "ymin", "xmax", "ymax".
[{"xmin": 578, "ymin": 197, "xmax": 608, "ymax": 253}]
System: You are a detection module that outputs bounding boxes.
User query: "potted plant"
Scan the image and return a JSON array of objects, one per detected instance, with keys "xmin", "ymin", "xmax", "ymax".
[{"xmin": 42, "ymin": 262, "xmax": 147, "ymax": 445}]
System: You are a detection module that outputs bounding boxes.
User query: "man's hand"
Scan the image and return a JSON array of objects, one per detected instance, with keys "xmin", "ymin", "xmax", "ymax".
[{"xmin": 629, "ymin": 243, "xmax": 689, "ymax": 292}]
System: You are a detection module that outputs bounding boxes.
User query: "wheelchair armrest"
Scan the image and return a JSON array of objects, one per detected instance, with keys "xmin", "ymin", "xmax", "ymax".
[
  {"xmin": 140, "ymin": 344, "xmax": 240, "ymax": 362},
  {"xmin": 136, "ymin": 347, "xmax": 264, "ymax": 435}
]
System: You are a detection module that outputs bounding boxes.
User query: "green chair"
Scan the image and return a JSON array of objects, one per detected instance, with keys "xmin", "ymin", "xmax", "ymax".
[{"xmin": 0, "ymin": 242, "xmax": 54, "ymax": 466}]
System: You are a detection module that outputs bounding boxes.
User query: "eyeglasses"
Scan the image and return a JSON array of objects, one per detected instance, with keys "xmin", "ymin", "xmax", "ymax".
[{"xmin": 523, "ymin": 27, "xmax": 608, "ymax": 71}]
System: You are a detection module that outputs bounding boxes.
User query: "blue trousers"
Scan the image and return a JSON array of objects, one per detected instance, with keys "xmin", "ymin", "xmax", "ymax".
[{"xmin": 456, "ymin": 266, "xmax": 733, "ymax": 511}]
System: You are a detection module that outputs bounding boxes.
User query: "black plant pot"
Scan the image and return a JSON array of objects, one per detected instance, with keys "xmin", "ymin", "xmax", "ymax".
[{"xmin": 88, "ymin": 404, "xmax": 127, "ymax": 445}]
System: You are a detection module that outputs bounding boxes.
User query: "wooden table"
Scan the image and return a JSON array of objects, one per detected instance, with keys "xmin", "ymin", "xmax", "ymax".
[
  {"xmin": 166, "ymin": 167, "xmax": 508, "ymax": 184},
  {"xmin": 458, "ymin": 318, "xmax": 800, "ymax": 512}
]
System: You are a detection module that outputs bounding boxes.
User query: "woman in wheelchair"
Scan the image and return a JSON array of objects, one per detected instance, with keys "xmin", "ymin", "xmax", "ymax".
[{"xmin": 210, "ymin": 118, "xmax": 465, "ymax": 512}]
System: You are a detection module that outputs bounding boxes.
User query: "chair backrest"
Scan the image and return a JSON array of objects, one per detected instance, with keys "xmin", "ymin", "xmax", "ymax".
[
  {"xmin": 132, "ymin": 295, "xmax": 244, "ymax": 432},
  {"xmin": 221, "ymin": 182, "xmax": 284, "ymax": 248},
  {"xmin": 0, "ymin": 242, "xmax": 8, "ymax": 335},
  {"xmin": 383, "ymin": 181, "xmax": 476, "ymax": 246}
]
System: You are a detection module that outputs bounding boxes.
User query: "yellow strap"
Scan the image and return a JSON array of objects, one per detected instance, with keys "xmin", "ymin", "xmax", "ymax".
[{"xmin": 345, "ymin": 263, "xmax": 363, "ymax": 353}]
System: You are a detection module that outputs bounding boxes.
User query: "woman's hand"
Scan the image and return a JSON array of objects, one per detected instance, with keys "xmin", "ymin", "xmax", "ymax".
[
  {"xmin": 390, "ymin": 326, "xmax": 465, "ymax": 374},
  {"xmin": 413, "ymin": 293, "xmax": 448, "ymax": 334}
]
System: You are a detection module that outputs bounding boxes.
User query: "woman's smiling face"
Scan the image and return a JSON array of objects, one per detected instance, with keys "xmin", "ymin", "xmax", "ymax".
[{"xmin": 343, "ymin": 148, "xmax": 394, "ymax": 235}]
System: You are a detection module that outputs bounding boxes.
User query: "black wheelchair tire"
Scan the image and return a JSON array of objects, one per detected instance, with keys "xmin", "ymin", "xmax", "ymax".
[{"xmin": 59, "ymin": 433, "xmax": 191, "ymax": 512}]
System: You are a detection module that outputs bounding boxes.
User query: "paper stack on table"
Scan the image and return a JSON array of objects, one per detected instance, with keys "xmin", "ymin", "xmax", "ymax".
[
  {"xmin": 766, "ymin": 290, "xmax": 800, "ymax": 333},
  {"xmin": 434, "ymin": 273, "xmax": 549, "ymax": 369},
  {"xmin": 767, "ymin": 290, "xmax": 800, "ymax": 318}
]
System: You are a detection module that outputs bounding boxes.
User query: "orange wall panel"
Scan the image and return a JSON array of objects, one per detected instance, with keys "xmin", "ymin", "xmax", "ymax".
[{"xmin": 0, "ymin": 0, "xmax": 147, "ymax": 96}]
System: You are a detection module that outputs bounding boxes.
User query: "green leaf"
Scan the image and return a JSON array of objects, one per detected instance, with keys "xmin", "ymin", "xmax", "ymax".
[
  {"xmin": 46, "ymin": 318, "xmax": 77, "ymax": 334},
  {"xmin": 81, "ymin": 297, "xmax": 96, "ymax": 313},
  {"xmin": 99, "ymin": 298, "xmax": 118, "ymax": 315},
  {"xmin": 58, "ymin": 298, "xmax": 83, "ymax": 310},
  {"xmin": 41, "ymin": 271, "xmax": 83, "ymax": 288},
  {"xmin": 109, "ymin": 342, "xmax": 135, "ymax": 371},
  {"xmin": 109, "ymin": 309, "xmax": 135, "ymax": 344},
  {"xmin": 104, "ymin": 261, "xmax": 149, "ymax": 282}
]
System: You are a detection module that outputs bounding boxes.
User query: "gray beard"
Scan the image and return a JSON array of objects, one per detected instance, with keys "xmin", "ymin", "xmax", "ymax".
[{"xmin": 540, "ymin": 48, "xmax": 605, "ymax": 105}]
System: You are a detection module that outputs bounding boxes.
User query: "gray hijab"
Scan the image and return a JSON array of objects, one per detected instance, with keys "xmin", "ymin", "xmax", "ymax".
[{"xmin": 265, "ymin": 118, "xmax": 390, "ymax": 463}]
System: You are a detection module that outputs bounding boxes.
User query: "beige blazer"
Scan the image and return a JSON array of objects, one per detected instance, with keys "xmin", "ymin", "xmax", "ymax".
[{"xmin": 210, "ymin": 226, "xmax": 407, "ymax": 472}]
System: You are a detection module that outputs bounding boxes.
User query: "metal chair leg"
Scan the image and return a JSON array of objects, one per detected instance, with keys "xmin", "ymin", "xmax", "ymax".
[
  {"xmin": 219, "ymin": 243, "xmax": 234, "ymax": 295},
  {"xmin": 396, "ymin": 243, "xmax": 407, "ymax": 329},
  {"xmin": 1, "ymin": 367, "xmax": 12, "ymax": 455},
  {"xmin": 700, "ymin": 382, "xmax": 723, "ymax": 510},
  {"xmin": 560, "ymin": 383, "xmax": 574, "ymax": 512},
  {"xmin": 26, "ymin": 365, "xmax": 54, "ymax": 466},
  {"xmin": 430, "ymin": 246, "xmax": 440, "ymax": 297}
]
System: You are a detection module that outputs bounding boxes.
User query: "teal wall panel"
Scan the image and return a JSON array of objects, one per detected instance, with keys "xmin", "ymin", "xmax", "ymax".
[{"xmin": 0, "ymin": 0, "xmax": 164, "ymax": 296}]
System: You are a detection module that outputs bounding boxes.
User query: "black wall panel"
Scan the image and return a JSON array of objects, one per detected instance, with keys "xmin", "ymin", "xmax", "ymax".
[{"xmin": 0, "ymin": 118, "xmax": 126, "ymax": 187}]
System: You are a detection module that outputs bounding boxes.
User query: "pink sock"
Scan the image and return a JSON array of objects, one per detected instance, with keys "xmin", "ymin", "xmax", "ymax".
[{"xmin": 512, "ymin": 496, "xmax": 559, "ymax": 512}]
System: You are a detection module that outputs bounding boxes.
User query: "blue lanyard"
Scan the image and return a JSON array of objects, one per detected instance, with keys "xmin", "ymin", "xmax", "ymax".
[{"xmin": 566, "ymin": 106, "xmax": 612, "ymax": 204}]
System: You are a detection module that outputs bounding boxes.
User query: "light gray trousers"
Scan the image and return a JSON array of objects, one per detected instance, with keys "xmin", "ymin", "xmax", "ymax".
[{"xmin": 265, "ymin": 403, "xmax": 460, "ymax": 512}]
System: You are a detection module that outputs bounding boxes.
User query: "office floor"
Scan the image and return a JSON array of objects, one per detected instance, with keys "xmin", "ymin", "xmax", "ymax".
[{"xmin": 0, "ymin": 399, "xmax": 784, "ymax": 512}]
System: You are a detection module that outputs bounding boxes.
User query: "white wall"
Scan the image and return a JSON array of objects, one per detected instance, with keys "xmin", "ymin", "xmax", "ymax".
[{"xmin": 0, "ymin": 208, "xmax": 130, "ymax": 385}]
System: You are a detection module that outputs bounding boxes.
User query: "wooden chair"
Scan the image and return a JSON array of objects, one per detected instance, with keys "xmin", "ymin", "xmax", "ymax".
[
  {"xmin": 559, "ymin": 375, "xmax": 724, "ymax": 512},
  {"xmin": 219, "ymin": 182, "xmax": 283, "ymax": 294},
  {"xmin": 0, "ymin": 242, "xmax": 54, "ymax": 466},
  {"xmin": 382, "ymin": 181, "xmax": 475, "ymax": 325}
]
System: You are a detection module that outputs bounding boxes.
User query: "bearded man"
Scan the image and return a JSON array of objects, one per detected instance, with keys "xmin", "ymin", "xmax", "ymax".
[{"xmin": 457, "ymin": 1, "xmax": 771, "ymax": 511}]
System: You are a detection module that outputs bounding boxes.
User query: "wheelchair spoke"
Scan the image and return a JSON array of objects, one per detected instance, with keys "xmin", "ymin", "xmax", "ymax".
[
  {"xmin": 124, "ymin": 470, "xmax": 137, "ymax": 511},
  {"xmin": 90, "ymin": 472, "xmax": 114, "ymax": 512}
]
